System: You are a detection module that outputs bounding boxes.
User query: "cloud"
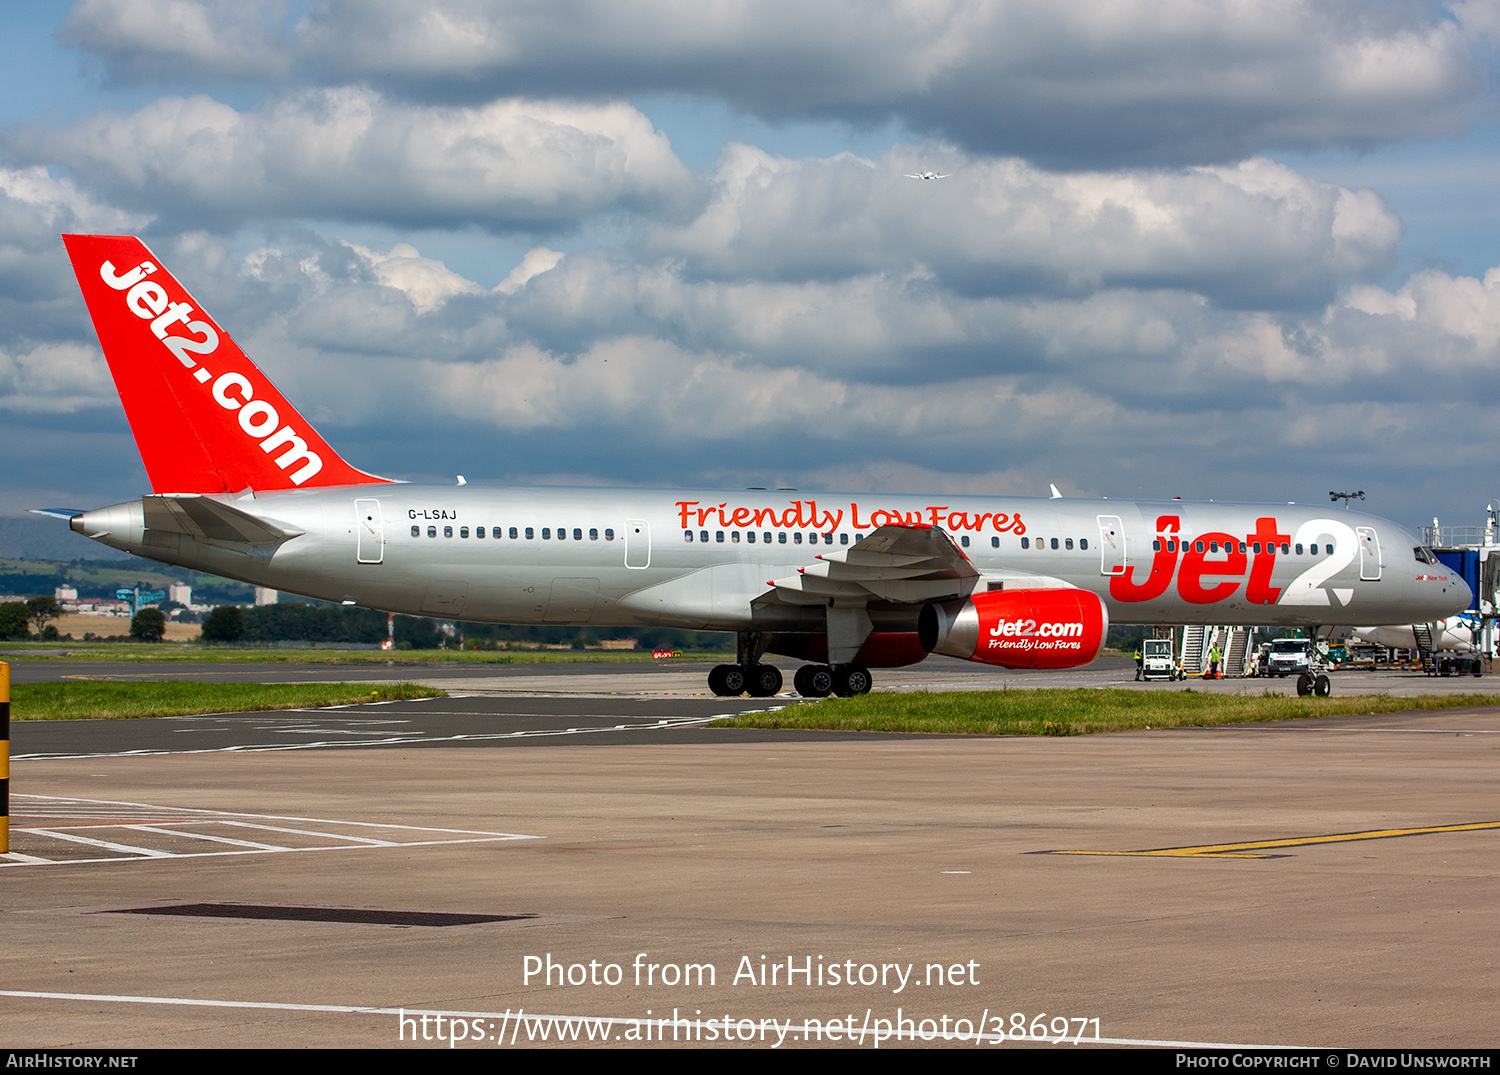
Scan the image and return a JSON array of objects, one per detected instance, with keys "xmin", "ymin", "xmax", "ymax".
[
  {"xmin": 59, "ymin": 0, "xmax": 291, "ymax": 81},
  {"xmin": 0, "ymin": 342, "xmax": 115, "ymax": 413},
  {"xmin": 647, "ymin": 146, "xmax": 1401, "ymax": 309},
  {"xmin": 60, "ymin": 0, "xmax": 1483, "ymax": 166},
  {"xmin": 21, "ymin": 88, "xmax": 694, "ymax": 230}
]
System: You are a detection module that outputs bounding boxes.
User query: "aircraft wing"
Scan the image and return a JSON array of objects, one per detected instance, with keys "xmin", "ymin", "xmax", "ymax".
[
  {"xmin": 141, "ymin": 494, "xmax": 303, "ymax": 545},
  {"xmin": 764, "ymin": 523, "xmax": 980, "ymax": 604}
]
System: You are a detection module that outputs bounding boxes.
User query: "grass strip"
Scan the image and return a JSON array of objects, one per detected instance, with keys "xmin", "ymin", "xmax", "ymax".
[
  {"xmin": 710, "ymin": 688, "xmax": 1500, "ymax": 736},
  {"xmin": 0, "ymin": 643, "xmax": 725, "ymax": 665},
  {"xmin": 11, "ymin": 681, "xmax": 446, "ymax": 721}
]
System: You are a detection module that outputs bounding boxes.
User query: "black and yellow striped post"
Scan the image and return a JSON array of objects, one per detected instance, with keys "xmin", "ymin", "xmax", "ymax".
[{"xmin": 1, "ymin": 661, "xmax": 8, "ymax": 854}]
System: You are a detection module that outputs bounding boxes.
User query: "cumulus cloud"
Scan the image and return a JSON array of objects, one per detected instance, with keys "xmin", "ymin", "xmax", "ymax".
[
  {"xmin": 60, "ymin": 0, "xmax": 1482, "ymax": 166},
  {"xmin": 0, "ymin": 342, "xmax": 115, "ymax": 413},
  {"xmin": 648, "ymin": 147, "xmax": 1401, "ymax": 308},
  {"xmin": 59, "ymin": 0, "xmax": 290, "ymax": 81},
  {"xmin": 21, "ymin": 88, "xmax": 694, "ymax": 230}
]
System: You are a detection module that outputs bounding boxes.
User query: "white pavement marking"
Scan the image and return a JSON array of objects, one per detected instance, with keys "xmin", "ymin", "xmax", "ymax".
[
  {"xmin": 2, "ymin": 794, "xmax": 539, "ymax": 868},
  {"xmin": 0, "ymin": 989, "xmax": 1310, "ymax": 1049},
  {"xmin": 8, "ymin": 711, "xmax": 762, "ymax": 760}
]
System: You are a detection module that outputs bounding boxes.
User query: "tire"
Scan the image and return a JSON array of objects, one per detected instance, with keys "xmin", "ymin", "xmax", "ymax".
[
  {"xmin": 1313, "ymin": 674, "xmax": 1331, "ymax": 698},
  {"xmin": 794, "ymin": 664, "xmax": 833, "ymax": 697},
  {"xmin": 1471, "ymin": 660, "xmax": 1483, "ymax": 678},
  {"xmin": 709, "ymin": 663, "xmax": 746, "ymax": 696},
  {"xmin": 1296, "ymin": 673, "xmax": 1313, "ymax": 697},
  {"xmin": 746, "ymin": 664, "xmax": 783, "ymax": 698},
  {"xmin": 833, "ymin": 665, "xmax": 872, "ymax": 697}
]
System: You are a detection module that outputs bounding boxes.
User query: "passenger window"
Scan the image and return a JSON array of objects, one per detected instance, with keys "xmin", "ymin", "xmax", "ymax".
[
  {"xmin": 809, "ymin": 533, "xmax": 818, "ymax": 545},
  {"xmin": 840, "ymin": 533, "xmax": 849, "ymax": 545},
  {"xmin": 1238, "ymin": 542, "xmax": 1246, "ymax": 554},
  {"xmin": 1253, "ymin": 542, "xmax": 1262, "ymax": 554},
  {"xmin": 460, "ymin": 527, "xmax": 469, "ymax": 538},
  {"xmin": 1064, "ymin": 538, "xmax": 1073, "ymax": 550},
  {"xmin": 1050, "ymin": 538, "xmax": 1058, "ymax": 550},
  {"xmin": 1167, "ymin": 540, "xmax": 1176, "ymax": 552},
  {"xmin": 573, "ymin": 528, "xmax": 582, "ymax": 541},
  {"xmin": 1309, "ymin": 544, "xmax": 1318, "ymax": 555},
  {"xmin": 1209, "ymin": 541, "xmax": 1218, "ymax": 552},
  {"xmin": 589, "ymin": 528, "xmax": 598, "ymax": 540},
  {"xmin": 1279, "ymin": 543, "xmax": 1289, "ymax": 554},
  {"xmin": 716, "ymin": 531, "xmax": 725, "ymax": 543},
  {"xmin": 444, "ymin": 526, "xmax": 453, "ymax": 538},
  {"xmin": 764, "ymin": 532, "xmax": 772, "ymax": 543},
  {"xmin": 1080, "ymin": 538, "xmax": 1088, "ymax": 550},
  {"xmin": 824, "ymin": 532, "xmax": 833, "ymax": 543},
  {"xmin": 700, "ymin": 530, "xmax": 709, "ymax": 543},
  {"xmin": 509, "ymin": 527, "xmax": 518, "ymax": 539},
  {"xmin": 747, "ymin": 531, "xmax": 756, "ymax": 543},
  {"xmin": 605, "ymin": 529, "xmax": 614, "ymax": 540},
  {"xmin": 1195, "ymin": 541, "xmax": 1204, "ymax": 553},
  {"xmin": 1019, "ymin": 537, "xmax": 1027, "ymax": 549},
  {"xmin": 731, "ymin": 531, "xmax": 740, "ymax": 543},
  {"xmin": 525, "ymin": 527, "xmax": 534, "ymax": 539},
  {"xmin": 476, "ymin": 527, "xmax": 485, "ymax": 538},
  {"xmin": 778, "ymin": 532, "xmax": 787, "ymax": 544},
  {"xmin": 411, "ymin": 525, "xmax": 419, "ymax": 537},
  {"xmin": 1295, "ymin": 544, "xmax": 1303, "ymax": 555},
  {"xmin": 685, "ymin": 530, "xmax": 694, "ymax": 542},
  {"xmin": 794, "ymin": 533, "xmax": 802, "ymax": 544},
  {"xmin": 542, "ymin": 528, "xmax": 551, "ymax": 539},
  {"xmin": 960, "ymin": 535, "xmax": 970, "ymax": 547}
]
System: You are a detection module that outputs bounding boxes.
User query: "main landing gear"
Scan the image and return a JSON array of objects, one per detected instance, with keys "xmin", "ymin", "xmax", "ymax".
[
  {"xmin": 707, "ymin": 631, "xmax": 874, "ymax": 698},
  {"xmin": 707, "ymin": 662, "xmax": 874, "ymax": 698}
]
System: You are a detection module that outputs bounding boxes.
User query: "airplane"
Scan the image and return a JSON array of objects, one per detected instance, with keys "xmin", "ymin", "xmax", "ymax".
[
  {"xmin": 44, "ymin": 234, "xmax": 1473, "ymax": 699},
  {"xmin": 904, "ymin": 172, "xmax": 949, "ymax": 180}
]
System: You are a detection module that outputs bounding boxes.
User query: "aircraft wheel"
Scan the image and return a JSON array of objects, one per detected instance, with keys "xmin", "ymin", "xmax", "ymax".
[
  {"xmin": 708, "ymin": 664, "xmax": 746, "ymax": 697},
  {"xmin": 794, "ymin": 664, "xmax": 833, "ymax": 697},
  {"xmin": 745, "ymin": 664, "xmax": 783, "ymax": 698},
  {"xmin": 1313, "ymin": 674, "xmax": 1332, "ymax": 698},
  {"xmin": 833, "ymin": 665, "xmax": 873, "ymax": 697},
  {"xmin": 1472, "ymin": 661, "xmax": 1483, "ymax": 678},
  {"xmin": 1296, "ymin": 673, "xmax": 1313, "ymax": 697}
]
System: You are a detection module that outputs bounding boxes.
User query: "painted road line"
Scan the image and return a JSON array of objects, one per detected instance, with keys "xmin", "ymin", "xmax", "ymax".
[{"xmin": 1044, "ymin": 820, "xmax": 1500, "ymax": 859}]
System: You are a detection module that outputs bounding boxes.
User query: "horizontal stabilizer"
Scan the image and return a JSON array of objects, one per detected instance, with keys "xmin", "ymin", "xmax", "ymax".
[
  {"xmin": 141, "ymin": 495, "xmax": 302, "ymax": 545},
  {"xmin": 29, "ymin": 508, "xmax": 85, "ymax": 521}
]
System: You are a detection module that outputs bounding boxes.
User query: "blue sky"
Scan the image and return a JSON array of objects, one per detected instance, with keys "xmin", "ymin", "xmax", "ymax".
[{"xmin": 3, "ymin": 0, "xmax": 1500, "ymax": 534}]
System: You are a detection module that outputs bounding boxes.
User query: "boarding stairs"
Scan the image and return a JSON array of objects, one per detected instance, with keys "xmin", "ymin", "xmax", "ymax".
[
  {"xmin": 1414, "ymin": 623, "xmax": 1437, "ymax": 675},
  {"xmin": 1222, "ymin": 627, "xmax": 1253, "ymax": 677}
]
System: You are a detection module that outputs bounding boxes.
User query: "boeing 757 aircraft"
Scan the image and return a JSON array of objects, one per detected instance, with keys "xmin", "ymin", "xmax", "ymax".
[{"xmin": 47, "ymin": 235, "xmax": 1472, "ymax": 698}]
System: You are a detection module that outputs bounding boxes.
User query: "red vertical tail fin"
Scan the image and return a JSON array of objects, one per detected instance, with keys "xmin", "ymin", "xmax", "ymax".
[{"xmin": 63, "ymin": 234, "xmax": 390, "ymax": 494}]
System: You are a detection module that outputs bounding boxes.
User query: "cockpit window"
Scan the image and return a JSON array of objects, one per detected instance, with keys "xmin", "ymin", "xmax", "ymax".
[{"xmin": 1414, "ymin": 546, "xmax": 1438, "ymax": 565}]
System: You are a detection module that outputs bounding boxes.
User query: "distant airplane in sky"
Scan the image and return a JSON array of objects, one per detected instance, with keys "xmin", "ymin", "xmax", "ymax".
[{"xmin": 904, "ymin": 171, "xmax": 949, "ymax": 180}]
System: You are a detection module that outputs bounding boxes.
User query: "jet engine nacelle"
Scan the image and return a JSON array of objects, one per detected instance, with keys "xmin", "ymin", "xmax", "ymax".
[{"xmin": 919, "ymin": 588, "xmax": 1110, "ymax": 670}]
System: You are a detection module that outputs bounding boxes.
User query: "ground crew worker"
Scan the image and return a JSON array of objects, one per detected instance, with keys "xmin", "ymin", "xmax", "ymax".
[
  {"xmin": 1134, "ymin": 643, "xmax": 1143, "ymax": 680},
  {"xmin": 1208, "ymin": 642, "xmax": 1222, "ymax": 679}
]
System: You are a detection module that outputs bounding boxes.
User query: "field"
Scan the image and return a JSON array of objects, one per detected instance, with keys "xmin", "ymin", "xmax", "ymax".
[
  {"xmin": 711, "ymin": 687, "xmax": 1500, "ymax": 735},
  {"xmin": 9, "ymin": 681, "xmax": 445, "ymax": 720}
]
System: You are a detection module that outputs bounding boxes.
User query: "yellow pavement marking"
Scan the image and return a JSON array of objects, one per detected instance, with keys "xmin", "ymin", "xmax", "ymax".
[{"xmin": 1045, "ymin": 821, "xmax": 1500, "ymax": 859}]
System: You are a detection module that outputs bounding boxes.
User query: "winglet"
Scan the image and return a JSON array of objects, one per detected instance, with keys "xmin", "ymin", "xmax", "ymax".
[{"xmin": 62, "ymin": 234, "xmax": 391, "ymax": 494}]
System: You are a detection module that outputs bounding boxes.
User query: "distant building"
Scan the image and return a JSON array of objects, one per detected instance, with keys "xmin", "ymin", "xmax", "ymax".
[
  {"xmin": 169, "ymin": 584, "xmax": 192, "ymax": 606},
  {"xmin": 55, "ymin": 585, "xmax": 78, "ymax": 601},
  {"xmin": 253, "ymin": 587, "xmax": 278, "ymax": 606}
]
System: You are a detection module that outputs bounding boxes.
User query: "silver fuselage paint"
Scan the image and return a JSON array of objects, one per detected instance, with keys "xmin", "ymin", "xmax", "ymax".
[{"xmin": 74, "ymin": 484, "xmax": 1470, "ymax": 631}]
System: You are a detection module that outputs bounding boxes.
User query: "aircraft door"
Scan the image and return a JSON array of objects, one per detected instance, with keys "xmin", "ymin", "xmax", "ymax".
[
  {"xmin": 355, "ymin": 498, "xmax": 384, "ymax": 564},
  {"xmin": 1097, "ymin": 515, "xmax": 1126, "ymax": 577},
  {"xmin": 1356, "ymin": 526, "xmax": 1382, "ymax": 581},
  {"xmin": 625, "ymin": 519, "xmax": 650, "ymax": 569}
]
